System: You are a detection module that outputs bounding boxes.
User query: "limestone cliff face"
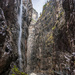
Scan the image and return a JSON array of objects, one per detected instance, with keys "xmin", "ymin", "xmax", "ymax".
[
  {"xmin": 30, "ymin": 0, "xmax": 75, "ymax": 75},
  {"xmin": 27, "ymin": 8, "xmax": 38, "ymax": 74},
  {"xmin": 0, "ymin": 0, "xmax": 32, "ymax": 75},
  {"xmin": 22, "ymin": 0, "xmax": 32, "ymax": 72},
  {"xmin": 31, "ymin": 9, "xmax": 38, "ymax": 24}
]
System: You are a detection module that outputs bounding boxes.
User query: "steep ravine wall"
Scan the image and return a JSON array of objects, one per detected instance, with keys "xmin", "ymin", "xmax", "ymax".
[
  {"xmin": 0, "ymin": 0, "xmax": 32, "ymax": 75},
  {"xmin": 30, "ymin": 0, "xmax": 75, "ymax": 75},
  {"xmin": 27, "ymin": 8, "xmax": 38, "ymax": 74}
]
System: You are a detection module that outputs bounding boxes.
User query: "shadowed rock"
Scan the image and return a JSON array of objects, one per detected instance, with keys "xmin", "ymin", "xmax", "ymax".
[
  {"xmin": 0, "ymin": 8, "xmax": 7, "ymax": 47},
  {"xmin": 0, "ymin": 8, "xmax": 13, "ymax": 75}
]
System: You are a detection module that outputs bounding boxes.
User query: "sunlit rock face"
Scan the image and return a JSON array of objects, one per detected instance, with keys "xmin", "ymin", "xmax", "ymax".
[
  {"xmin": 22, "ymin": 0, "xmax": 32, "ymax": 72},
  {"xmin": 30, "ymin": 73, "xmax": 37, "ymax": 75},
  {"xmin": 27, "ymin": 8, "xmax": 38, "ymax": 73},
  {"xmin": 0, "ymin": 0, "xmax": 32, "ymax": 74},
  {"xmin": 31, "ymin": 9, "xmax": 38, "ymax": 25}
]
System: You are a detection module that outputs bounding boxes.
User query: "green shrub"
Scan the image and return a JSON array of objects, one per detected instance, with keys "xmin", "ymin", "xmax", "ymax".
[
  {"xmin": 52, "ymin": 25, "xmax": 56, "ymax": 30},
  {"xmin": 43, "ymin": 3, "xmax": 47, "ymax": 8},
  {"xmin": 12, "ymin": 66, "xmax": 27, "ymax": 75}
]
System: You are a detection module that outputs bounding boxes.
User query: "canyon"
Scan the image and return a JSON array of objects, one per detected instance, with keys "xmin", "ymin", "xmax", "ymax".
[{"xmin": 0, "ymin": 0, "xmax": 75, "ymax": 75}]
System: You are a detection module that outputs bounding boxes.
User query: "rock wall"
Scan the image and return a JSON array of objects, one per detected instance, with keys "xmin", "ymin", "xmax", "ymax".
[
  {"xmin": 0, "ymin": 0, "xmax": 32, "ymax": 75},
  {"xmin": 31, "ymin": 0, "xmax": 75, "ymax": 75},
  {"xmin": 27, "ymin": 24, "xmax": 36, "ymax": 74},
  {"xmin": 31, "ymin": 8, "xmax": 38, "ymax": 24},
  {"xmin": 22, "ymin": 0, "xmax": 32, "ymax": 72}
]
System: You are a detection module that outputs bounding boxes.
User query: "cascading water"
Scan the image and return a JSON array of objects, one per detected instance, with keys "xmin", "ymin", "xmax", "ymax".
[{"xmin": 18, "ymin": 0, "xmax": 23, "ymax": 70}]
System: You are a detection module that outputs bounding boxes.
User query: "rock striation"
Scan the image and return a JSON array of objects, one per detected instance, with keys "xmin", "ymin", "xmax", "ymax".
[
  {"xmin": 0, "ymin": 0, "xmax": 75, "ymax": 75},
  {"xmin": 0, "ymin": 0, "xmax": 32, "ymax": 74},
  {"xmin": 27, "ymin": 8, "xmax": 38, "ymax": 74},
  {"xmin": 29, "ymin": 0, "xmax": 75, "ymax": 75},
  {"xmin": 31, "ymin": 9, "xmax": 38, "ymax": 25},
  {"xmin": 0, "ymin": 7, "xmax": 13, "ymax": 75}
]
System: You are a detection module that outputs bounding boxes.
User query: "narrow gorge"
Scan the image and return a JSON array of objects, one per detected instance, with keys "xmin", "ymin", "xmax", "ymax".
[{"xmin": 0, "ymin": 0, "xmax": 75, "ymax": 75}]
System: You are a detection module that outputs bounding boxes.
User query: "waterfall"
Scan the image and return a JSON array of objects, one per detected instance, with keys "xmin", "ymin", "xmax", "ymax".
[{"xmin": 18, "ymin": 0, "xmax": 23, "ymax": 70}]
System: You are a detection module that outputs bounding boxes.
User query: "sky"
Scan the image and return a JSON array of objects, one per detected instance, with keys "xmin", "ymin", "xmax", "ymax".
[{"xmin": 32, "ymin": 0, "xmax": 47, "ymax": 17}]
